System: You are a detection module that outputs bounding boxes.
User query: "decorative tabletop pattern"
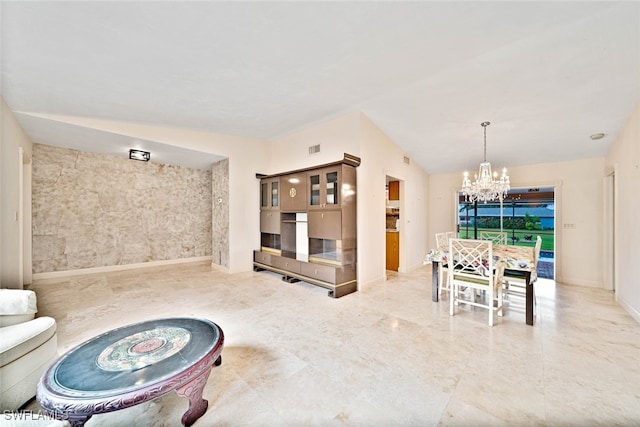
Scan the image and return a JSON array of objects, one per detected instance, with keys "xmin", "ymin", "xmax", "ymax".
[
  {"xmin": 44, "ymin": 318, "xmax": 220, "ymax": 396},
  {"xmin": 97, "ymin": 327, "xmax": 191, "ymax": 372}
]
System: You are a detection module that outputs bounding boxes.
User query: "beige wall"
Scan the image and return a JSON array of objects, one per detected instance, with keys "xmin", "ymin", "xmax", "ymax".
[
  {"xmin": 12, "ymin": 115, "xmax": 269, "ymax": 274},
  {"xmin": 1, "ymin": 98, "xmax": 33, "ymax": 288},
  {"xmin": 35, "ymin": 111, "xmax": 431, "ymax": 286},
  {"xmin": 269, "ymin": 111, "xmax": 361, "ymax": 173},
  {"xmin": 605, "ymin": 100, "xmax": 640, "ymax": 321},
  {"xmin": 429, "ymin": 157, "xmax": 606, "ymax": 288},
  {"xmin": 4, "ymin": 95, "xmax": 636, "ymax": 316},
  {"xmin": 269, "ymin": 112, "xmax": 430, "ymax": 287},
  {"xmin": 359, "ymin": 113, "xmax": 429, "ymax": 283}
]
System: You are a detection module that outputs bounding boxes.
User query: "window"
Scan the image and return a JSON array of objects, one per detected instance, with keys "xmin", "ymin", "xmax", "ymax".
[{"xmin": 457, "ymin": 187, "xmax": 555, "ymax": 279}]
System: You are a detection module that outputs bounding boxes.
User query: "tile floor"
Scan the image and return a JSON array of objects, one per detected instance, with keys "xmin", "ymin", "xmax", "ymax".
[{"xmin": 20, "ymin": 261, "xmax": 640, "ymax": 426}]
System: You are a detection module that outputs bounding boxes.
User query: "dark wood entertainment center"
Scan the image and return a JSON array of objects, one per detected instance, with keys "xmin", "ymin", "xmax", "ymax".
[{"xmin": 253, "ymin": 153, "xmax": 360, "ymax": 297}]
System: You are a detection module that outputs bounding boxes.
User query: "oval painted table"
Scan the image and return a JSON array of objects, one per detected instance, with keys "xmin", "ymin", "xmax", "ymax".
[{"xmin": 37, "ymin": 317, "xmax": 224, "ymax": 427}]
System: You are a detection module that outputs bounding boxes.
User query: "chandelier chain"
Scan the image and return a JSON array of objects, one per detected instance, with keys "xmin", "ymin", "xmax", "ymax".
[
  {"xmin": 483, "ymin": 122, "xmax": 488, "ymax": 162},
  {"xmin": 481, "ymin": 121, "xmax": 490, "ymax": 162}
]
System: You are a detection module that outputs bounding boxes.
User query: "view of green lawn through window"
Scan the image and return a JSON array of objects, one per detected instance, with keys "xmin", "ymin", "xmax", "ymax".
[{"xmin": 457, "ymin": 190, "xmax": 555, "ymax": 254}]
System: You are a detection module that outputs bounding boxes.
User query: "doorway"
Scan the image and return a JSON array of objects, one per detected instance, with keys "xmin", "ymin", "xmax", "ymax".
[
  {"xmin": 385, "ymin": 176, "xmax": 401, "ymax": 271},
  {"xmin": 604, "ymin": 172, "xmax": 616, "ymax": 291}
]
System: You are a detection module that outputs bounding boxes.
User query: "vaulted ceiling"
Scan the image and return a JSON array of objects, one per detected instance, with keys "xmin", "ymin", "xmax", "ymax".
[{"xmin": 2, "ymin": 1, "xmax": 639, "ymax": 173}]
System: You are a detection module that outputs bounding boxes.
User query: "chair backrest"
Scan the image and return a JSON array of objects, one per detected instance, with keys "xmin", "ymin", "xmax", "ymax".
[
  {"xmin": 479, "ymin": 230, "xmax": 507, "ymax": 245},
  {"xmin": 448, "ymin": 239, "xmax": 498, "ymax": 287},
  {"xmin": 534, "ymin": 236, "xmax": 542, "ymax": 264},
  {"xmin": 435, "ymin": 232, "xmax": 448, "ymax": 251},
  {"xmin": 436, "ymin": 231, "xmax": 456, "ymax": 251}
]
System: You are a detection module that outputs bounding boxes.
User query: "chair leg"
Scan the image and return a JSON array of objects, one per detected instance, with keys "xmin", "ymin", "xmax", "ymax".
[
  {"xmin": 449, "ymin": 283, "xmax": 455, "ymax": 316},
  {"xmin": 439, "ymin": 267, "xmax": 449, "ymax": 297},
  {"xmin": 488, "ymin": 288, "xmax": 494, "ymax": 326}
]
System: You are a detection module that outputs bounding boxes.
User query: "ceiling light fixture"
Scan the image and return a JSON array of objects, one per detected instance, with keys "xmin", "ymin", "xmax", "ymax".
[
  {"xmin": 590, "ymin": 133, "xmax": 605, "ymax": 140},
  {"xmin": 129, "ymin": 149, "xmax": 150, "ymax": 162},
  {"xmin": 461, "ymin": 121, "xmax": 510, "ymax": 203}
]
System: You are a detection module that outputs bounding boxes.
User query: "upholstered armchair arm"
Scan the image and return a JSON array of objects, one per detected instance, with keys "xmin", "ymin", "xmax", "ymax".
[{"xmin": 0, "ymin": 289, "xmax": 38, "ymax": 327}]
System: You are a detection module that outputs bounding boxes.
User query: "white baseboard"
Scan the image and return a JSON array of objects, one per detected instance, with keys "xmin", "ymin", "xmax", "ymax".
[
  {"xmin": 555, "ymin": 274, "xmax": 602, "ymax": 288},
  {"xmin": 617, "ymin": 297, "xmax": 640, "ymax": 323},
  {"xmin": 32, "ymin": 256, "xmax": 213, "ymax": 281}
]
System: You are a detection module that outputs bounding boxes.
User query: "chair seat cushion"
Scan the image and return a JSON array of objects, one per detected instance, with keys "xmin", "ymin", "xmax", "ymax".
[
  {"xmin": 452, "ymin": 271, "xmax": 490, "ymax": 286},
  {"xmin": 0, "ymin": 317, "xmax": 57, "ymax": 367}
]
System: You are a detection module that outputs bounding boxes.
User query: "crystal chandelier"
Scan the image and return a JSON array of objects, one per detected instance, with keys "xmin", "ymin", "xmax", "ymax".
[{"xmin": 461, "ymin": 122, "xmax": 510, "ymax": 203}]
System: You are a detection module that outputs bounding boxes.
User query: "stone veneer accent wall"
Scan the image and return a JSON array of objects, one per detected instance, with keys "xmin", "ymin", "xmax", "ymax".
[
  {"xmin": 32, "ymin": 143, "xmax": 213, "ymax": 273},
  {"xmin": 211, "ymin": 159, "xmax": 229, "ymax": 268}
]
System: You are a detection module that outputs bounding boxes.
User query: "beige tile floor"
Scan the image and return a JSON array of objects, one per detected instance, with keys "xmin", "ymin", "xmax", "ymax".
[{"xmin": 20, "ymin": 261, "xmax": 640, "ymax": 426}]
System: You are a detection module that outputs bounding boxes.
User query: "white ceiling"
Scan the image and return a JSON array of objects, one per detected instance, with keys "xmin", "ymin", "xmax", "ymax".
[{"xmin": 2, "ymin": 1, "xmax": 639, "ymax": 173}]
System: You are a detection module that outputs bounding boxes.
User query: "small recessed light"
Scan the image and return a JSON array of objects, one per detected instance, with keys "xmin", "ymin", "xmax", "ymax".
[
  {"xmin": 129, "ymin": 149, "xmax": 150, "ymax": 161},
  {"xmin": 590, "ymin": 133, "xmax": 605, "ymax": 140}
]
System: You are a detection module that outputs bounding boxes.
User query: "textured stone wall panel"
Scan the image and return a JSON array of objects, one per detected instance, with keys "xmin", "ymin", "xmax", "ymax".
[
  {"xmin": 211, "ymin": 159, "xmax": 229, "ymax": 268},
  {"xmin": 32, "ymin": 144, "xmax": 213, "ymax": 273}
]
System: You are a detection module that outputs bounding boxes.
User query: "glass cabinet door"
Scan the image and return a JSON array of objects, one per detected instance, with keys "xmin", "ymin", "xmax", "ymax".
[
  {"xmin": 261, "ymin": 179, "xmax": 279, "ymax": 209},
  {"xmin": 271, "ymin": 181, "xmax": 279, "ymax": 208},
  {"xmin": 325, "ymin": 171, "xmax": 338, "ymax": 206},
  {"xmin": 308, "ymin": 168, "xmax": 341, "ymax": 209},
  {"xmin": 309, "ymin": 174, "xmax": 321, "ymax": 206},
  {"xmin": 261, "ymin": 182, "xmax": 269, "ymax": 208}
]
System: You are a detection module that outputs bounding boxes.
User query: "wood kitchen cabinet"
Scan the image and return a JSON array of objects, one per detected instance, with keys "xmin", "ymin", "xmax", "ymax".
[
  {"xmin": 388, "ymin": 180, "xmax": 399, "ymax": 200},
  {"xmin": 386, "ymin": 231, "xmax": 399, "ymax": 271},
  {"xmin": 254, "ymin": 153, "xmax": 360, "ymax": 298}
]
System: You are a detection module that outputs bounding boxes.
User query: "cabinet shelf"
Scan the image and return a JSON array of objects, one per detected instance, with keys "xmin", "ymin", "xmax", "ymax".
[{"xmin": 309, "ymin": 252, "xmax": 342, "ymax": 267}]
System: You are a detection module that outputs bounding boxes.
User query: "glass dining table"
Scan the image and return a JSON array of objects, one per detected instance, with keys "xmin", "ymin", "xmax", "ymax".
[{"xmin": 425, "ymin": 244, "xmax": 537, "ymax": 325}]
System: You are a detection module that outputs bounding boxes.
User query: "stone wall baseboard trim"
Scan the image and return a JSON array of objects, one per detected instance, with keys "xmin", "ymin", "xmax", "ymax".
[{"xmin": 32, "ymin": 256, "xmax": 213, "ymax": 281}]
